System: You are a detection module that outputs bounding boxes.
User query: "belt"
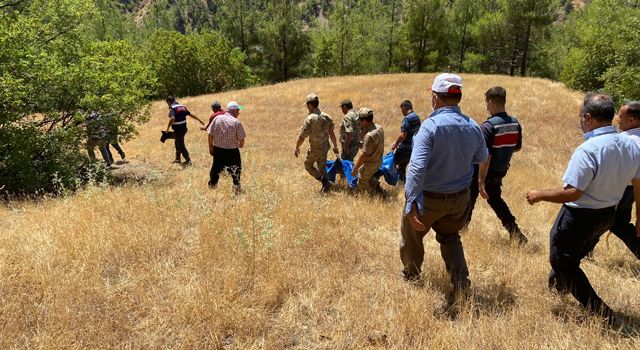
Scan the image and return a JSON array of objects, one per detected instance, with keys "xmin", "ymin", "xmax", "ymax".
[
  {"xmin": 423, "ymin": 188, "xmax": 469, "ymax": 199},
  {"xmin": 562, "ymin": 204, "xmax": 616, "ymax": 214},
  {"xmin": 172, "ymin": 120, "xmax": 186, "ymax": 125}
]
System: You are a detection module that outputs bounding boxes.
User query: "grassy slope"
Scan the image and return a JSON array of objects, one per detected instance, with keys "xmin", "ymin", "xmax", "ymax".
[{"xmin": 1, "ymin": 73, "xmax": 639, "ymax": 348}]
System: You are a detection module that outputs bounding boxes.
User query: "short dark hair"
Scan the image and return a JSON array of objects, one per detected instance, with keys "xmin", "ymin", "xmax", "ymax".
[
  {"xmin": 623, "ymin": 100, "xmax": 640, "ymax": 119},
  {"xmin": 360, "ymin": 114, "xmax": 374, "ymax": 122},
  {"xmin": 582, "ymin": 93, "xmax": 615, "ymax": 121},
  {"xmin": 435, "ymin": 90, "xmax": 462, "ymax": 104},
  {"xmin": 166, "ymin": 95, "xmax": 176, "ymax": 103},
  {"xmin": 400, "ymin": 100, "xmax": 413, "ymax": 110},
  {"xmin": 308, "ymin": 100, "xmax": 319, "ymax": 108},
  {"xmin": 485, "ymin": 86, "xmax": 507, "ymax": 105}
]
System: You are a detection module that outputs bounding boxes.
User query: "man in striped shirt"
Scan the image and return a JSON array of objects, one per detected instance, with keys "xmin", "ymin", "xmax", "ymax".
[
  {"xmin": 207, "ymin": 101, "xmax": 246, "ymax": 193},
  {"xmin": 611, "ymin": 101, "xmax": 640, "ymax": 259},
  {"xmin": 465, "ymin": 87, "xmax": 527, "ymax": 244}
]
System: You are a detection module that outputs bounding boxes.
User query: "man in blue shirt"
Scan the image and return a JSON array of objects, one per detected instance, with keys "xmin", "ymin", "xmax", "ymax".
[
  {"xmin": 610, "ymin": 101, "xmax": 640, "ymax": 259},
  {"xmin": 401, "ymin": 73, "xmax": 488, "ymax": 293},
  {"xmin": 465, "ymin": 87, "xmax": 526, "ymax": 244},
  {"xmin": 391, "ymin": 100, "xmax": 421, "ymax": 182},
  {"xmin": 527, "ymin": 93, "xmax": 640, "ymax": 325}
]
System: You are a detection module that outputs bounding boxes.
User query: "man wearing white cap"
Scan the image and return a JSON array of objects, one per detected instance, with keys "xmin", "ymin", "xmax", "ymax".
[
  {"xmin": 400, "ymin": 73, "xmax": 488, "ymax": 294},
  {"xmin": 207, "ymin": 101, "xmax": 246, "ymax": 194}
]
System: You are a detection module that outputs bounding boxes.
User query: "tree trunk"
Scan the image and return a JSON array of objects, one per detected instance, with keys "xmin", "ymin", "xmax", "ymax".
[
  {"xmin": 458, "ymin": 2, "xmax": 469, "ymax": 72},
  {"xmin": 509, "ymin": 36, "xmax": 519, "ymax": 76},
  {"xmin": 520, "ymin": 19, "xmax": 532, "ymax": 77},
  {"xmin": 387, "ymin": 0, "xmax": 397, "ymax": 70},
  {"xmin": 239, "ymin": 1, "xmax": 246, "ymax": 52}
]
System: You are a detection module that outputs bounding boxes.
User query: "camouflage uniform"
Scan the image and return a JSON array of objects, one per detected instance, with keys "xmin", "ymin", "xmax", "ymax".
[
  {"xmin": 339, "ymin": 109, "xmax": 360, "ymax": 161},
  {"xmin": 357, "ymin": 123, "xmax": 385, "ymax": 193},
  {"xmin": 299, "ymin": 108, "xmax": 334, "ymax": 180}
]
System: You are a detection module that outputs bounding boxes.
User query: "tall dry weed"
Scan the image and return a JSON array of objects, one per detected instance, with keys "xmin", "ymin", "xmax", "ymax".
[{"xmin": 1, "ymin": 74, "xmax": 639, "ymax": 348}]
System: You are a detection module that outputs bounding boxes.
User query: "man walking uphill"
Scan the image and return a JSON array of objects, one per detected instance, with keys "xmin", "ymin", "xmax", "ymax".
[
  {"xmin": 294, "ymin": 93, "xmax": 340, "ymax": 193},
  {"xmin": 611, "ymin": 101, "xmax": 640, "ymax": 259},
  {"xmin": 390, "ymin": 100, "xmax": 421, "ymax": 182},
  {"xmin": 465, "ymin": 86, "xmax": 527, "ymax": 244},
  {"xmin": 339, "ymin": 99, "xmax": 360, "ymax": 161},
  {"xmin": 165, "ymin": 96, "xmax": 205, "ymax": 166},
  {"xmin": 527, "ymin": 93, "xmax": 640, "ymax": 326},
  {"xmin": 207, "ymin": 101, "xmax": 246, "ymax": 194},
  {"xmin": 351, "ymin": 108, "xmax": 385, "ymax": 196},
  {"xmin": 401, "ymin": 73, "xmax": 488, "ymax": 293}
]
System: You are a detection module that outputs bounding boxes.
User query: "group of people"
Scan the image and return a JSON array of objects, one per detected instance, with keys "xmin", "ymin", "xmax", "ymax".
[
  {"xmin": 161, "ymin": 73, "xmax": 640, "ymax": 328},
  {"xmin": 162, "ymin": 96, "xmax": 246, "ymax": 193},
  {"xmin": 86, "ymin": 112, "xmax": 126, "ymax": 167},
  {"xmin": 401, "ymin": 73, "xmax": 640, "ymax": 329}
]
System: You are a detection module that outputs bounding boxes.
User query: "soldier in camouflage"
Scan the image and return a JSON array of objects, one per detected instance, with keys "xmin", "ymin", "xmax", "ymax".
[
  {"xmin": 338, "ymin": 99, "xmax": 360, "ymax": 161},
  {"xmin": 351, "ymin": 107, "xmax": 385, "ymax": 196},
  {"xmin": 294, "ymin": 93, "xmax": 340, "ymax": 192}
]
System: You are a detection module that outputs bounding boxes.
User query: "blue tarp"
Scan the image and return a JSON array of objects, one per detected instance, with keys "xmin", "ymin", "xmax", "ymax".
[{"xmin": 325, "ymin": 151, "xmax": 399, "ymax": 188}]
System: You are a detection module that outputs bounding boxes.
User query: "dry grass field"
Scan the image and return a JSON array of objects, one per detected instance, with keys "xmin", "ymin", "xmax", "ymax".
[{"xmin": 2, "ymin": 73, "xmax": 640, "ymax": 349}]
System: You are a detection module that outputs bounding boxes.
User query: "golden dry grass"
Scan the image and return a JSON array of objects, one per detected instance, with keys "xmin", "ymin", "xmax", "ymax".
[{"xmin": 2, "ymin": 73, "xmax": 640, "ymax": 349}]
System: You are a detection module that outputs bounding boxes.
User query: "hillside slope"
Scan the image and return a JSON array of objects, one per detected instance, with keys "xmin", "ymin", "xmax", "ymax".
[{"xmin": 2, "ymin": 74, "xmax": 639, "ymax": 348}]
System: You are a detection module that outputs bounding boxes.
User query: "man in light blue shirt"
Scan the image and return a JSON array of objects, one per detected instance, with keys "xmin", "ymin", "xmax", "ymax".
[
  {"xmin": 527, "ymin": 93, "xmax": 640, "ymax": 326},
  {"xmin": 400, "ymin": 73, "xmax": 488, "ymax": 293},
  {"xmin": 610, "ymin": 101, "xmax": 640, "ymax": 259}
]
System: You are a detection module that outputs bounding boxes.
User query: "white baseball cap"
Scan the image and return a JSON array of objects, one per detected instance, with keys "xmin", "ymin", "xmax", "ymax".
[
  {"xmin": 226, "ymin": 101, "xmax": 244, "ymax": 110},
  {"xmin": 430, "ymin": 73, "xmax": 463, "ymax": 94}
]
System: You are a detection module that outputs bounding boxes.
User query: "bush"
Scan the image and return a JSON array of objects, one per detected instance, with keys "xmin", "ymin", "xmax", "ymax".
[
  {"xmin": 146, "ymin": 30, "xmax": 257, "ymax": 98},
  {"xmin": 0, "ymin": 126, "xmax": 107, "ymax": 197}
]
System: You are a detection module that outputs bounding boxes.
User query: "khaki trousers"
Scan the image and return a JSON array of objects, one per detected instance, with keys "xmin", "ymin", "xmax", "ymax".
[
  {"xmin": 357, "ymin": 162, "xmax": 381, "ymax": 193},
  {"xmin": 304, "ymin": 147, "xmax": 328, "ymax": 180},
  {"xmin": 341, "ymin": 142, "xmax": 359, "ymax": 162},
  {"xmin": 400, "ymin": 189, "xmax": 471, "ymax": 288}
]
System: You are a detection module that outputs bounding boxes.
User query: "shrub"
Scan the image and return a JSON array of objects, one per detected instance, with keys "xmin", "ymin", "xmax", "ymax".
[{"xmin": 0, "ymin": 126, "xmax": 107, "ymax": 197}]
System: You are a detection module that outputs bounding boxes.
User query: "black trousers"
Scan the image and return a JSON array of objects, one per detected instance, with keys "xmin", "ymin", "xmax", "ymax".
[
  {"xmin": 610, "ymin": 186, "xmax": 640, "ymax": 259},
  {"xmin": 465, "ymin": 165, "xmax": 517, "ymax": 231},
  {"xmin": 393, "ymin": 150, "xmax": 411, "ymax": 182},
  {"xmin": 549, "ymin": 205, "xmax": 616, "ymax": 317},
  {"xmin": 173, "ymin": 128, "xmax": 190, "ymax": 161},
  {"xmin": 209, "ymin": 147, "xmax": 241, "ymax": 188}
]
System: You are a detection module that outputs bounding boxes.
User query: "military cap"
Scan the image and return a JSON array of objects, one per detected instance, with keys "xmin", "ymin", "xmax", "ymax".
[
  {"xmin": 357, "ymin": 107, "xmax": 374, "ymax": 119},
  {"xmin": 305, "ymin": 93, "xmax": 319, "ymax": 104},
  {"xmin": 339, "ymin": 99, "xmax": 353, "ymax": 107}
]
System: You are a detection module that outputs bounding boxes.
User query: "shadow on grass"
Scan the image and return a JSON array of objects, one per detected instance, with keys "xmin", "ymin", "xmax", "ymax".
[
  {"xmin": 437, "ymin": 284, "xmax": 518, "ymax": 321},
  {"xmin": 421, "ymin": 271, "xmax": 518, "ymax": 321},
  {"xmin": 550, "ymin": 294, "xmax": 640, "ymax": 338}
]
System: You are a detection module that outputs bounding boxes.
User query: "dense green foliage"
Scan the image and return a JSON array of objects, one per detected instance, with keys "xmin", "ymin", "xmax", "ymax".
[
  {"xmin": 559, "ymin": 0, "xmax": 640, "ymax": 104},
  {"xmin": 1, "ymin": 0, "xmax": 639, "ymax": 195},
  {"xmin": 0, "ymin": 0, "xmax": 152, "ymax": 196}
]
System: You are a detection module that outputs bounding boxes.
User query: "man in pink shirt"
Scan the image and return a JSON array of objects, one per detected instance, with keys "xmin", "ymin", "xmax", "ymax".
[{"xmin": 207, "ymin": 101, "xmax": 246, "ymax": 193}]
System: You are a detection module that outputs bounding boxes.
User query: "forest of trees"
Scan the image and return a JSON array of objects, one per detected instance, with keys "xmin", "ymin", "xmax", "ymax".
[{"xmin": 1, "ymin": 0, "xmax": 639, "ymax": 195}]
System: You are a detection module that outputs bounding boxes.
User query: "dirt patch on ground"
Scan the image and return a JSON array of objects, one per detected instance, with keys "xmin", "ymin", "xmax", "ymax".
[{"xmin": 108, "ymin": 161, "xmax": 164, "ymax": 185}]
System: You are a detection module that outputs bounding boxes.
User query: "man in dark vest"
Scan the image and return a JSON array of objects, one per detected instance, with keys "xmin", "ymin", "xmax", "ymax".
[
  {"xmin": 465, "ymin": 86, "xmax": 527, "ymax": 244},
  {"xmin": 165, "ymin": 96, "xmax": 204, "ymax": 166}
]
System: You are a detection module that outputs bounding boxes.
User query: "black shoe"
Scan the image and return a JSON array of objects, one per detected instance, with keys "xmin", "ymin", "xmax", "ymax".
[
  {"xmin": 320, "ymin": 177, "xmax": 332, "ymax": 193},
  {"xmin": 182, "ymin": 160, "xmax": 192, "ymax": 167},
  {"xmin": 507, "ymin": 223, "xmax": 528, "ymax": 245},
  {"xmin": 172, "ymin": 159, "xmax": 182, "ymax": 164}
]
